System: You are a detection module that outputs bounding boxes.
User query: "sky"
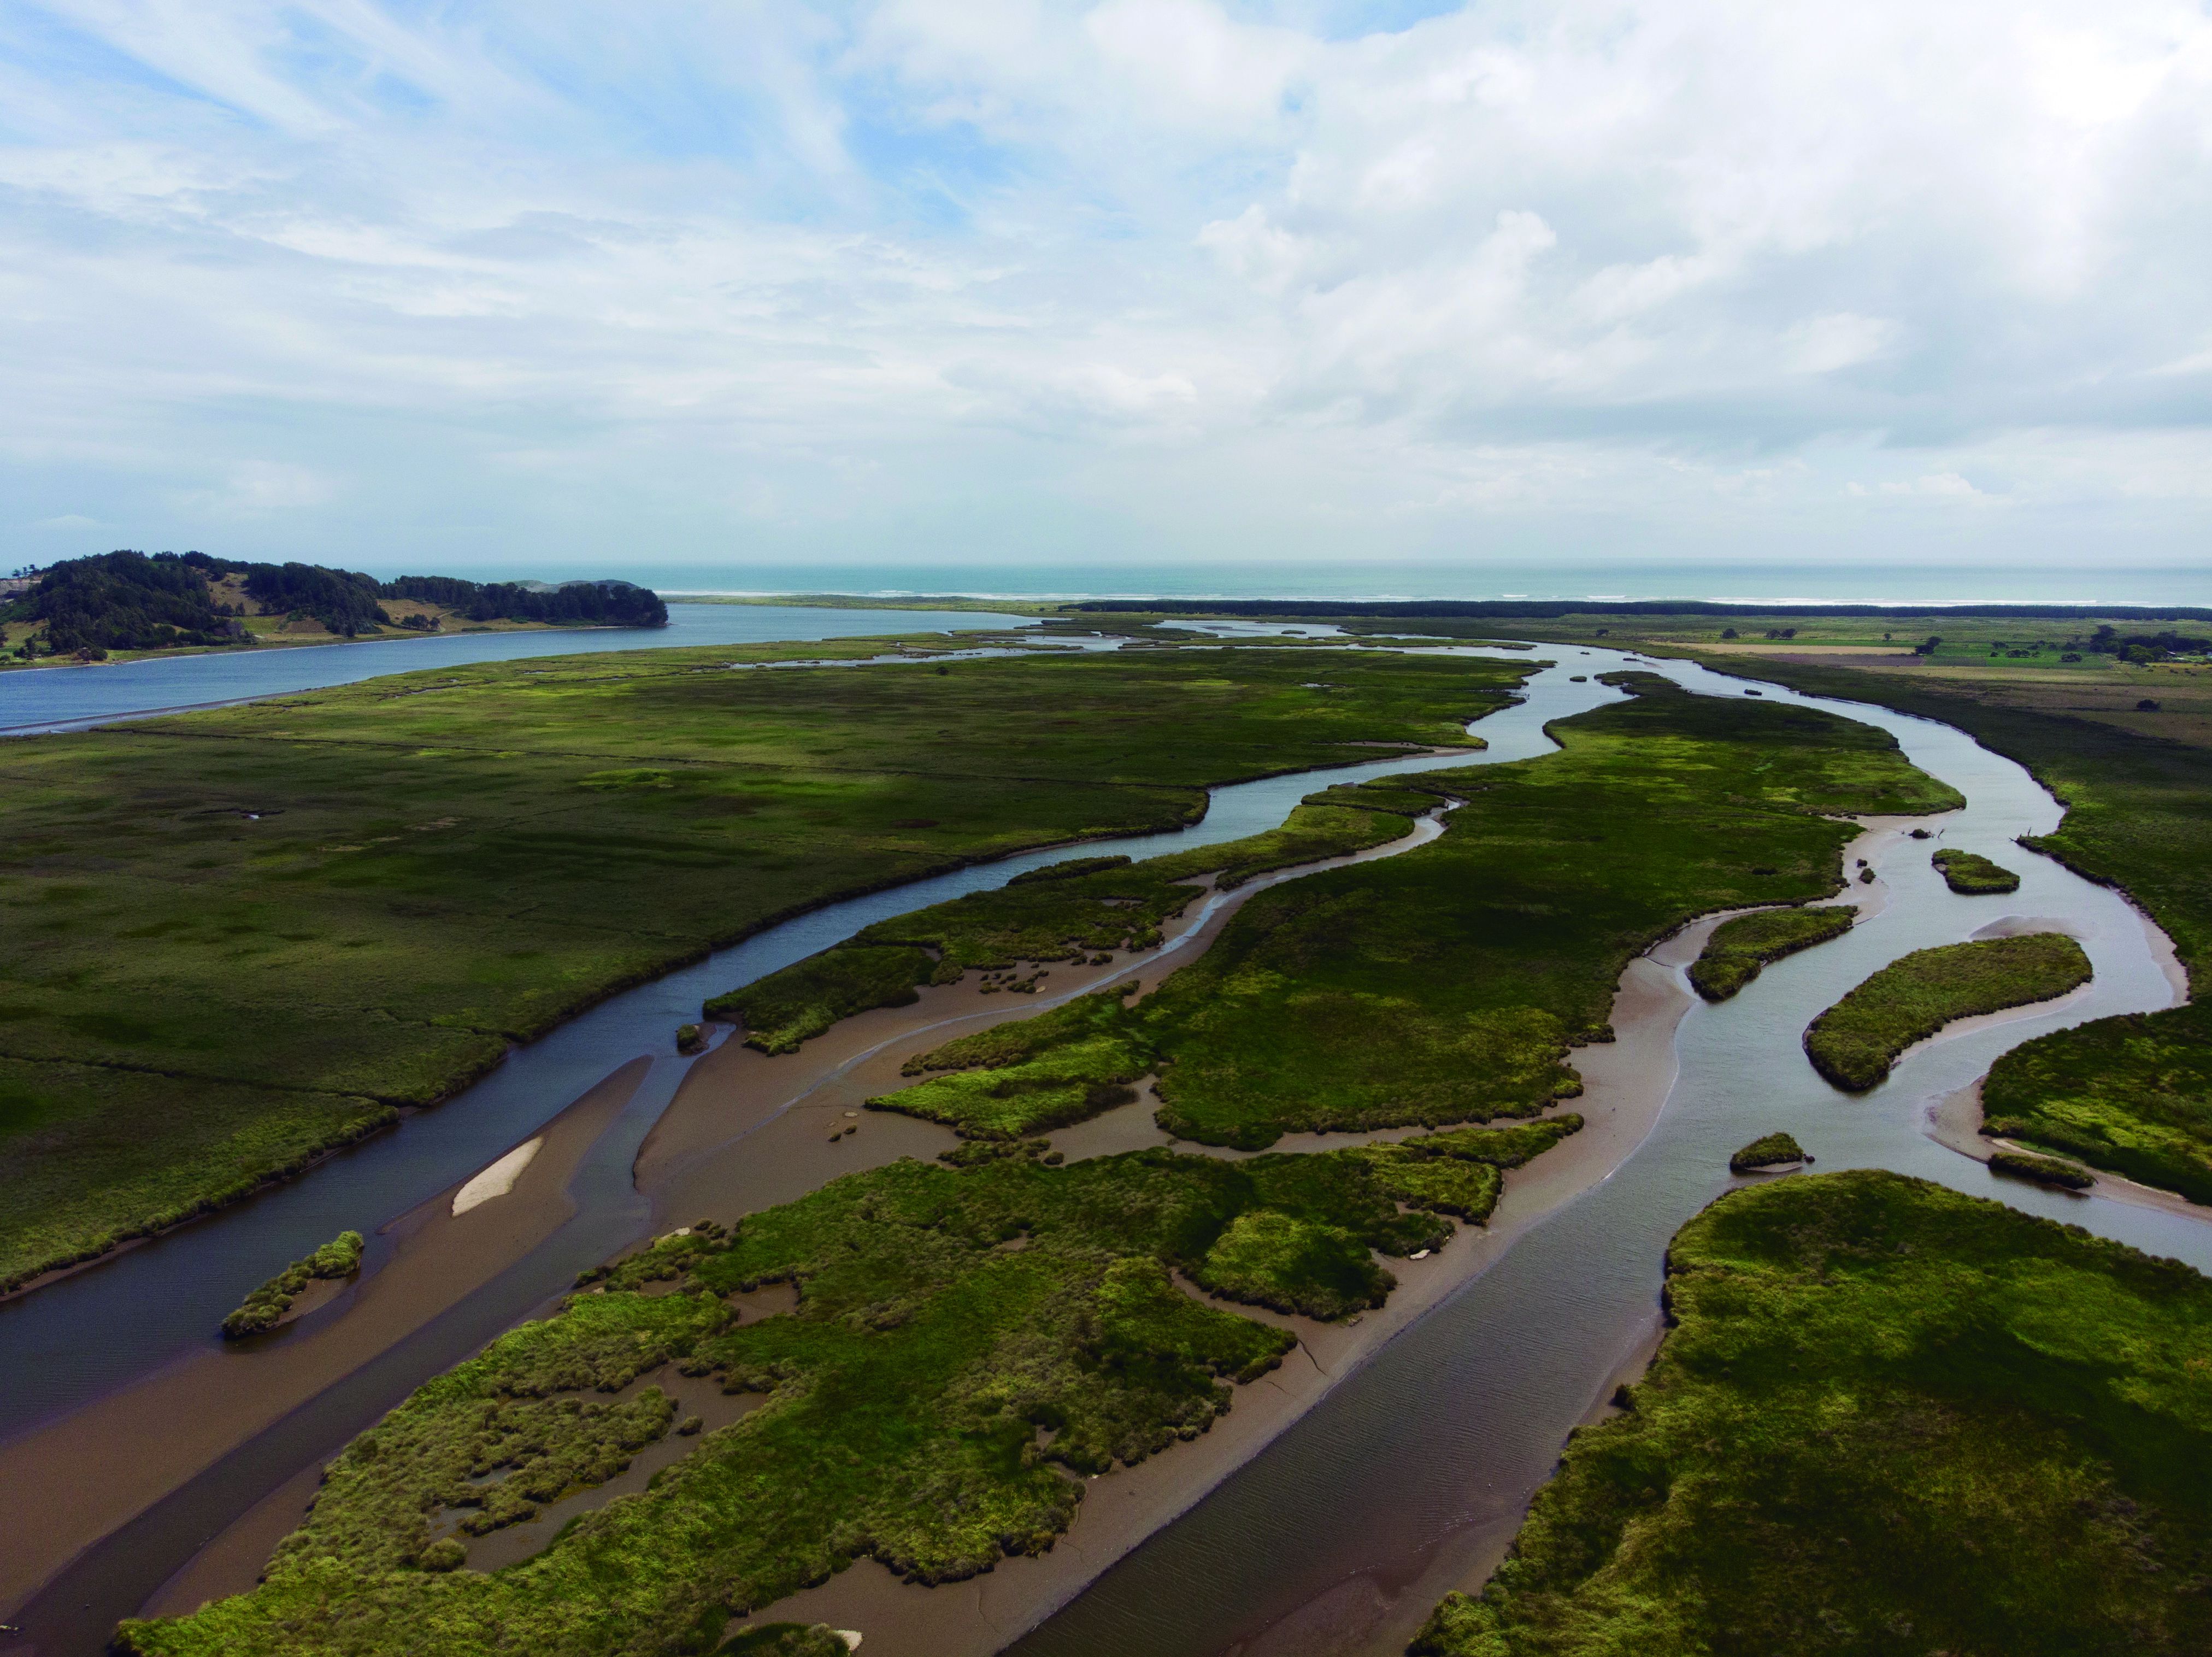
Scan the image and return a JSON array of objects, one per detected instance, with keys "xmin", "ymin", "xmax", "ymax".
[{"xmin": 2, "ymin": 0, "xmax": 2210, "ymax": 584}]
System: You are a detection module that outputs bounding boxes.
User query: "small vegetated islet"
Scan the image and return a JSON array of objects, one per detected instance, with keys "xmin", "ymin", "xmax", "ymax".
[
  {"xmin": 221, "ymin": 1230, "xmax": 363, "ymax": 1338},
  {"xmin": 1933, "ymin": 846, "xmax": 2023, "ymax": 894},
  {"xmin": 1408, "ymin": 1170, "xmax": 2212, "ymax": 1656},
  {"xmin": 1728, "ymin": 1132, "xmax": 1805, "ymax": 1173},
  {"xmin": 1989, "ymin": 1148, "xmax": 2095, "ymax": 1190},
  {"xmin": 1689, "ymin": 907, "xmax": 1854, "ymax": 1001},
  {"xmin": 1804, "ymin": 933, "xmax": 2093, "ymax": 1091}
]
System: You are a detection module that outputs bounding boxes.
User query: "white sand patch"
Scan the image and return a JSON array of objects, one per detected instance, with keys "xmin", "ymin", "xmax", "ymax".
[{"xmin": 452, "ymin": 1138, "xmax": 543, "ymax": 1216}]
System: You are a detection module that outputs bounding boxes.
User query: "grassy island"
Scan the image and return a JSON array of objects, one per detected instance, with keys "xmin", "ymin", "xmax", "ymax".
[
  {"xmin": 1989, "ymin": 1147, "xmax": 2094, "ymax": 1190},
  {"xmin": 119, "ymin": 1125, "xmax": 1581, "ymax": 1656},
  {"xmin": 1607, "ymin": 645, "xmax": 2212, "ymax": 1206},
  {"xmin": 0, "ymin": 644, "xmax": 1526, "ymax": 1295},
  {"xmin": 1804, "ymin": 933, "xmax": 2093, "ymax": 1091},
  {"xmin": 1687, "ymin": 907, "xmax": 1854, "ymax": 1001},
  {"xmin": 1409, "ymin": 1170, "xmax": 2212, "ymax": 1657},
  {"xmin": 221, "ymin": 1230, "xmax": 363, "ymax": 1338},
  {"xmin": 1932, "ymin": 847, "xmax": 2022, "ymax": 893},
  {"xmin": 1727, "ymin": 1132, "xmax": 1804, "ymax": 1173}
]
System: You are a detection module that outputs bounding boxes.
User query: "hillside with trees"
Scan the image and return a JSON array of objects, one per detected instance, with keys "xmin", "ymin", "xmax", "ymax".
[{"xmin": 2, "ymin": 551, "xmax": 666, "ymax": 660}]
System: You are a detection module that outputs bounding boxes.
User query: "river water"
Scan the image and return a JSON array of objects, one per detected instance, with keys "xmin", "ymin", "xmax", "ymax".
[
  {"xmin": 1, "ymin": 637, "xmax": 2198, "ymax": 1655},
  {"xmin": 0, "ymin": 602, "xmax": 1035, "ymax": 734},
  {"xmin": 1007, "ymin": 645, "xmax": 2203, "ymax": 1657}
]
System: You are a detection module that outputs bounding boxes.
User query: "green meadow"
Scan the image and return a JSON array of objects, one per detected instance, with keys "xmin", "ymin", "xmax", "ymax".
[
  {"xmin": 0, "ymin": 641, "xmax": 1528, "ymax": 1293},
  {"xmin": 1411, "ymin": 1171, "xmax": 2212, "ymax": 1657}
]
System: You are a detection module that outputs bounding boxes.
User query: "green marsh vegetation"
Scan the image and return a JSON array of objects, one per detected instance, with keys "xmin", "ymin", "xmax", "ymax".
[
  {"xmin": 1727, "ymin": 1132, "xmax": 1804, "ymax": 1173},
  {"xmin": 221, "ymin": 1229, "xmax": 363, "ymax": 1338},
  {"xmin": 1803, "ymin": 933, "xmax": 2093, "ymax": 1091},
  {"xmin": 871, "ymin": 679, "xmax": 1959, "ymax": 1149},
  {"xmin": 1989, "ymin": 1147, "xmax": 2094, "ymax": 1190},
  {"xmin": 122, "ymin": 1123, "xmax": 1581, "ymax": 1657},
  {"xmin": 1409, "ymin": 1170, "xmax": 2212, "ymax": 1657},
  {"xmin": 1601, "ymin": 645, "xmax": 2212, "ymax": 1205},
  {"xmin": 1932, "ymin": 846, "xmax": 2022, "ymax": 893},
  {"xmin": 1687, "ymin": 906, "xmax": 1855, "ymax": 1001},
  {"xmin": 708, "ymin": 791, "xmax": 1428, "ymax": 1055},
  {"xmin": 0, "ymin": 643, "xmax": 1528, "ymax": 1295}
]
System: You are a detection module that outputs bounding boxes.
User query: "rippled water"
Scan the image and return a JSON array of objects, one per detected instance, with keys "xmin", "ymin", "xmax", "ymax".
[{"xmin": 1007, "ymin": 647, "xmax": 2202, "ymax": 1657}]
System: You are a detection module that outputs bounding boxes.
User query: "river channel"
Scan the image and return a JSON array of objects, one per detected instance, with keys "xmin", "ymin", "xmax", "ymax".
[
  {"xmin": 1008, "ymin": 646, "xmax": 2205, "ymax": 1657},
  {"xmin": 1, "ymin": 637, "xmax": 2199, "ymax": 1656}
]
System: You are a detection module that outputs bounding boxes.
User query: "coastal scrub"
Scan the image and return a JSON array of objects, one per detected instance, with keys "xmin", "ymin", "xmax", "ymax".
[
  {"xmin": 1409, "ymin": 1170, "xmax": 2212, "ymax": 1657},
  {"xmin": 1804, "ymin": 933, "xmax": 2092, "ymax": 1090}
]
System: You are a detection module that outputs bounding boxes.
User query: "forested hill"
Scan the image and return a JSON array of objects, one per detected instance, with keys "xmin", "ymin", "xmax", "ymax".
[{"xmin": 2, "ymin": 551, "xmax": 666, "ymax": 657}]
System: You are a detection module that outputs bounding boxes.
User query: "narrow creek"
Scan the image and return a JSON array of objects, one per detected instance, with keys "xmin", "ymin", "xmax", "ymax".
[
  {"xmin": 1005, "ymin": 647, "xmax": 2205, "ymax": 1657},
  {"xmin": 4, "ymin": 640, "xmax": 2199, "ymax": 1657}
]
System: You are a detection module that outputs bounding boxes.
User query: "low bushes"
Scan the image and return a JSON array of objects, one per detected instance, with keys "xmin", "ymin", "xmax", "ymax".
[
  {"xmin": 1933, "ymin": 847, "xmax": 2022, "ymax": 894},
  {"xmin": 1689, "ymin": 907, "xmax": 1854, "ymax": 1001},
  {"xmin": 1804, "ymin": 933, "xmax": 2093, "ymax": 1091},
  {"xmin": 221, "ymin": 1230, "xmax": 364, "ymax": 1338}
]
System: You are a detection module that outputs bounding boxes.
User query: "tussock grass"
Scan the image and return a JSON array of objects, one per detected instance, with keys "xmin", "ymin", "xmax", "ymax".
[
  {"xmin": 1410, "ymin": 1171, "xmax": 2212, "ymax": 1657},
  {"xmin": 1804, "ymin": 933, "xmax": 2092, "ymax": 1091},
  {"xmin": 1688, "ymin": 907, "xmax": 1854, "ymax": 1001}
]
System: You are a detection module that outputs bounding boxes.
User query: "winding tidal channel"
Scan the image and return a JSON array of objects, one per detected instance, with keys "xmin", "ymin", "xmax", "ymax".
[{"xmin": 0, "ymin": 637, "xmax": 2200, "ymax": 1657}]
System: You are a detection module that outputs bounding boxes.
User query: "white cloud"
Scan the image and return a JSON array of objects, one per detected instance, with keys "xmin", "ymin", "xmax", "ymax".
[{"xmin": 0, "ymin": 0, "xmax": 2208, "ymax": 574}]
